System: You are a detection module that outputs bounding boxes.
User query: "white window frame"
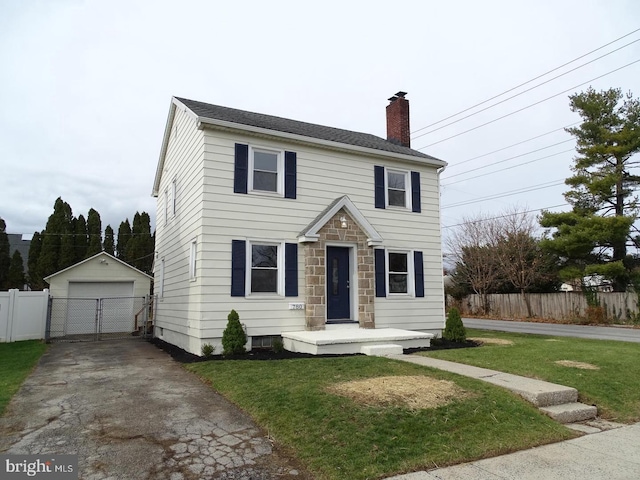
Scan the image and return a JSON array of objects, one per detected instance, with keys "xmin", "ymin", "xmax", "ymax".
[
  {"xmin": 248, "ymin": 146, "xmax": 284, "ymax": 195},
  {"xmin": 158, "ymin": 258, "xmax": 165, "ymax": 298},
  {"xmin": 164, "ymin": 188, "xmax": 169, "ymax": 225},
  {"xmin": 385, "ymin": 168, "xmax": 412, "ymax": 210},
  {"xmin": 245, "ymin": 240, "xmax": 284, "ymax": 297},
  {"xmin": 189, "ymin": 239, "xmax": 197, "ymax": 281},
  {"xmin": 171, "ymin": 177, "xmax": 177, "ymax": 217},
  {"xmin": 386, "ymin": 250, "xmax": 415, "ymax": 296}
]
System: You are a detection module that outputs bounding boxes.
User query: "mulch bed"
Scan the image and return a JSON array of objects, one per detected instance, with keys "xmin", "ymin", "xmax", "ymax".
[{"xmin": 150, "ymin": 336, "xmax": 479, "ymax": 364}]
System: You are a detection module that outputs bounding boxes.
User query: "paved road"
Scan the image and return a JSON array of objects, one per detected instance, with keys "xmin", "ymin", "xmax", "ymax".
[
  {"xmin": 464, "ymin": 317, "xmax": 640, "ymax": 343},
  {"xmin": 0, "ymin": 340, "xmax": 308, "ymax": 480}
]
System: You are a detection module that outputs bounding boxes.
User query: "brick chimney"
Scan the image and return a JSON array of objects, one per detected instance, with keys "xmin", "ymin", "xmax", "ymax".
[{"xmin": 386, "ymin": 91, "xmax": 410, "ymax": 147}]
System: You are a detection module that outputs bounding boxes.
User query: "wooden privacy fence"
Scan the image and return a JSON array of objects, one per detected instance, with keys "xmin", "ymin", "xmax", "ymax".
[{"xmin": 450, "ymin": 292, "xmax": 640, "ymax": 322}]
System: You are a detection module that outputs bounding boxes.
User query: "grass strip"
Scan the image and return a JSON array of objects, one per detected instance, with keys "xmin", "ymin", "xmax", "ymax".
[{"xmin": 0, "ymin": 340, "xmax": 48, "ymax": 416}]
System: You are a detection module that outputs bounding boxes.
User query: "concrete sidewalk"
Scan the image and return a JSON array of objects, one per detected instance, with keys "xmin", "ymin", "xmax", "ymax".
[
  {"xmin": 389, "ymin": 354, "xmax": 596, "ymax": 423},
  {"xmin": 386, "ymin": 422, "xmax": 640, "ymax": 479}
]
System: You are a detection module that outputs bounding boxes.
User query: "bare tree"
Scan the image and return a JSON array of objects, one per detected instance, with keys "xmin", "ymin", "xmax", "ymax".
[
  {"xmin": 446, "ymin": 213, "xmax": 501, "ymax": 314},
  {"xmin": 493, "ymin": 208, "xmax": 556, "ymax": 317},
  {"xmin": 447, "ymin": 208, "xmax": 558, "ymax": 317}
]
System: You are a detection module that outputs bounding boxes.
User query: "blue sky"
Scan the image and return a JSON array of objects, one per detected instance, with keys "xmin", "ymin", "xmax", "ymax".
[{"xmin": 1, "ymin": 0, "xmax": 639, "ymax": 241}]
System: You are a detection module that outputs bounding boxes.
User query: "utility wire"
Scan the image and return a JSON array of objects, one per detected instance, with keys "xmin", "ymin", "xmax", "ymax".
[
  {"xmin": 442, "ymin": 203, "xmax": 569, "ymax": 230},
  {"xmin": 443, "ymin": 148, "xmax": 575, "ymax": 186},
  {"xmin": 412, "ymin": 27, "xmax": 640, "ymax": 135},
  {"xmin": 448, "ymin": 122, "xmax": 579, "ymax": 169},
  {"xmin": 416, "ymin": 58, "xmax": 640, "ymax": 150},
  {"xmin": 413, "ymin": 39, "xmax": 640, "ymax": 141},
  {"xmin": 443, "ymin": 140, "xmax": 574, "ymax": 179},
  {"xmin": 442, "ymin": 180, "xmax": 565, "ymax": 209}
]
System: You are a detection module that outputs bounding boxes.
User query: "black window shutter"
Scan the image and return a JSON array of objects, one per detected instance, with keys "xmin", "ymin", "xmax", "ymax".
[
  {"xmin": 374, "ymin": 248, "xmax": 386, "ymax": 297},
  {"xmin": 414, "ymin": 251, "xmax": 424, "ymax": 297},
  {"xmin": 374, "ymin": 166, "xmax": 385, "ymax": 209},
  {"xmin": 234, "ymin": 144, "xmax": 248, "ymax": 194},
  {"xmin": 411, "ymin": 171, "xmax": 421, "ymax": 213},
  {"xmin": 231, "ymin": 240, "xmax": 246, "ymax": 296},
  {"xmin": 285, "ymin": 243, "xmax": 298, "ymax": 296},
  {"xmin": 284, "ymin": 151, "xmax": 297, "ymax": 199}
]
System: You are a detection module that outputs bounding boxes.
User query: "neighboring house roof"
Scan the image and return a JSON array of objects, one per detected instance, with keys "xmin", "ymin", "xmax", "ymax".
[
  {"xmin": 7, "ymin": 234, "xmax": 30, "ymax": 271},
  {"xmin": 153, "ymin": 96, "xmax": 446, "ymax": 196},
  {"xmin": 44, "ymin": 251, "xmax": 153, "ymax": 282},
  {"xmin": 298, "ymin": 195, "xmax": 383, "ymax": 246}
]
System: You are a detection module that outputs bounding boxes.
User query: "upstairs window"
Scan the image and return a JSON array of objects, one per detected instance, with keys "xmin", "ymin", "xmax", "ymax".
[
  {"xmin": 387, "ymin": 170, "xmax": 408, "ymax": 207},
  {"xmin": 234, "ymin": 144, "xmax": 297, "ymax": 199},
  {"xmin": 374, "ymin": 166, "xmax": 421, "ymax": 213},
  {"xmin": 251, "ymin": 149, "xmax": 280, "ymax": 193}
]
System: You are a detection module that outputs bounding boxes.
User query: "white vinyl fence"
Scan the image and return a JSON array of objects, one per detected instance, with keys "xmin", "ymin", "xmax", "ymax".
[
  {"xmin": 0, "ymin": 289, "xmax": 49, "ymax": 342},
  {"xmin": 450, "ymin": 292, "xmax": 640, "ymax": 322}
]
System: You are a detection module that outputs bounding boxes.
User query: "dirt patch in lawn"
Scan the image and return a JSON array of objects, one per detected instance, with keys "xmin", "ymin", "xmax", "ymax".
[
  {"xmin": 555, "ymin": 360, "xmax": 600, "ymax": 370},
  {"xmin": 468, "ymin": 337, "xmax": 514, "ymax": 346},
  {"xmin": 327, "ymin": 376, "xmax": 474, "ymax": 410}
]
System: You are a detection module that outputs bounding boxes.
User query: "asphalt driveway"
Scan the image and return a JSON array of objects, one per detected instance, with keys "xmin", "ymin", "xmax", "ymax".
[{"xmin": 0, "ymin": 340, "xmax": 308, "ymax": 480}]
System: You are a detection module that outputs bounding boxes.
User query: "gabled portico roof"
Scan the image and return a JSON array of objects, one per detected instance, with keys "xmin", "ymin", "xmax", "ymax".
[{"xmin": 298, "ymin": 196, "xmax": 383, "ymax": 247}]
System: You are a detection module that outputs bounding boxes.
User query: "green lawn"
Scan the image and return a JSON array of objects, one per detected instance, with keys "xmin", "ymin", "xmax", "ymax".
[
  {"xmin": 0, "ymin": 340, "xmax": 48, "ymax": 416},
  {"xmin": 422, "ymin": 329, "xmax": 640, "ymax": 422},
  {"xmin": 188, "ymin": 356, "xmax": 574, "ymax": 480}
]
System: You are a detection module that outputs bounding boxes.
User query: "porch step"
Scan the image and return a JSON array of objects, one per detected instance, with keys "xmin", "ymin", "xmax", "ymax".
[
  {"xmin": 282, "ymin": 328, "xmax": 433, "ymax": 355},
  {"xmin": 539, "ymin": 402, "xmax": 598, "ymax": 424},
  {"xmin": 360, "ymin": 344, "xmax": 403, "ymax": 356}
]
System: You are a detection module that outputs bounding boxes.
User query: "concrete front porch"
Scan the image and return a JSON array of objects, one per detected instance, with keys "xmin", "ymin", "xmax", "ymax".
[{"xmin": 281, "ymin": 328, "xmax": 434, "ymax": 355}]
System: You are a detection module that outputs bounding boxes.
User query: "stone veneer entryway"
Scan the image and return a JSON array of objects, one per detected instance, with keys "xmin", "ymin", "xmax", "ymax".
[{"xmin": 302, "ymin": 208, "xmax": 375, "ymax": 330}]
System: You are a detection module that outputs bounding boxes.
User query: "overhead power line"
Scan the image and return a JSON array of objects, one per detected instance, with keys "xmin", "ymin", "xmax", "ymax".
[
  {"xmin": 412, "ymin": 27, "xmax": 640, "ymax": 136},
  {"xmin": 443, "ymin": 140, "xmax": 574, "ymax": 179},
  {"xmin": 412, "ymin": 38, "xmax": 640, "ymax": 141},
  {"xmin": 442, "ymin": 148, "xmax": 576, "ymax": 186},
  {"xmin": 416, "ymin": 58, "xmax": 640, "ymax": 150},
  {"xmin": 447, "ymin": 122, "xmax": 579, "ymax": 169},
  {"xmin": 441, "ymin": 203, "xmax": 569, "ymax": 230},
  {"xmin": 442, "ymin": 180, "xmax": 565, "ymax": 210}
]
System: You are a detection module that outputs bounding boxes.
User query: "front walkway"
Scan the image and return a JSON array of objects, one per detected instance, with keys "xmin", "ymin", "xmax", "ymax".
[{"xmin": 0, "ymin": 341, "xmax": 308, "ymax": 480}]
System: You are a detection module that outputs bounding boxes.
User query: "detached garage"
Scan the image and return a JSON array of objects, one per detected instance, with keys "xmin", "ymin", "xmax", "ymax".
[{"xmin": 45, "ymin": 252, "xmax": 152, "ymax": 339}]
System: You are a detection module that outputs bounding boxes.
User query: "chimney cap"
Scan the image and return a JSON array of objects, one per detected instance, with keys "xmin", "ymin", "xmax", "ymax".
[{"xmin": 388, "ymin": 91, "xmax": 408, "ymax": 102}]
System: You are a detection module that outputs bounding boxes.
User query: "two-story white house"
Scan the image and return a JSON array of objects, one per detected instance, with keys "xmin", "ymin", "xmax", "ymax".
[{"xmin": 152, "ymin": 92, "xmax": 447, "ymax": 355}]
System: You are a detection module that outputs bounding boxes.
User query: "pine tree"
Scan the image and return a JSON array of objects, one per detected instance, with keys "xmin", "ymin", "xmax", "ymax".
[
  {"xmin": 38, "ymin": 198, "xmax": 68, "ymax": 279},
  {"xmin": 74, "ymin": 214, "xmax": 88, "ymax": 262},
  {"xmin": 0, "ymin": 218, "xmax": 11, "ymax": 290},
  {"xmin": 27, "ymin": 231, "xmax": 43, "ymax": 290},
  {"xmin": 116, "ymin": 219, "xmax": 132, "ymax": 261},
  {"xmin": 540, "ymin": 88, "xmax": 640, "ymax": 291},
  {"xmin": 126, "ymin": 212, "xmax": 154, "ymax": 273},
  {"xmin": 103, "ymin": 225, "xmax": 115, "ymax": 256},
  {"xmin": 86, "ymin": 208, "xmax": 102, "ymax": 257},
  {"xmin": 7, "ymin": 251, "xmax": 25, "ymax": 290}
]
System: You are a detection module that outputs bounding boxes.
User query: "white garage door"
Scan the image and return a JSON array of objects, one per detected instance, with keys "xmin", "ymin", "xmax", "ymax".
[
  {"xmin": 68, "ymin": 282, "xmax": 134, "ymax": 298},
  {"xmin": 66, "ymin": 282, "xmax": 135, "ymax": 335}
]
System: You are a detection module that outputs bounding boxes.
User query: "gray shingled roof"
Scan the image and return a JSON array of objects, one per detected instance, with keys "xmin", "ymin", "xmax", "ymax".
[{"xmin": 175, "ymin": 97, "xmax": 442, "ymax": 161}]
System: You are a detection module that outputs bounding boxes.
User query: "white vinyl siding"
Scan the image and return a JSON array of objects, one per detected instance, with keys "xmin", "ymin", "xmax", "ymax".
[
  {"xmin": 195, "ymin": 129, "xmax": 443, "ymax": 338},
  {"xmin": 153, "ymin": 105, "xmax": 206, "ymax": 354}
]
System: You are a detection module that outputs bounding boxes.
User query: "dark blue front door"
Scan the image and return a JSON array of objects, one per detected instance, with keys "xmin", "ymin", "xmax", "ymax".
[{"xmin": 326, "ymin": 246, "xmax": 351, "ymax": 320}]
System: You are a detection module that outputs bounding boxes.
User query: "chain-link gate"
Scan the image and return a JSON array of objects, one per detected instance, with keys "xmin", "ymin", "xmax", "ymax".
[{"xmin": 46, "ymin": 295, "xmax": 154, "ymax": 342}]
